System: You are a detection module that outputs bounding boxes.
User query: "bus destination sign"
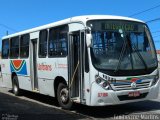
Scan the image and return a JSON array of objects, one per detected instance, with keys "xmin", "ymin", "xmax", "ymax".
[{"xmin": 102, "ymin": 22, "xmax": 139, "ymax": 32}]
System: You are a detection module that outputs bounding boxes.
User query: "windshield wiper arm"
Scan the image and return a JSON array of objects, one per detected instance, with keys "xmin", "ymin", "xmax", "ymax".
[
  {"xmin": 125, "ymin": 34, "xmax": 148, "ymax": 71},
  {"xmin": 131, "ymin": 43, "xmax": 148, "ymax": 71},
  {"xmin": 114, "ymin": 33, "xmax": 148, "ymax": 73},
  {"xmin": 114, "ymin": 37, "xmax": 127, "ymax": 73}
]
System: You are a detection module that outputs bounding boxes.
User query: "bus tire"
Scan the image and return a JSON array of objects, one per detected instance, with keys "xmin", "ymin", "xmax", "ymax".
[
  {"xmin": 57, "ymin": 83, "xmax": 73, "ymax": 109},
  {"xmin": 12, "ymin": 76, "xmax": 21, "ymax": 96}
]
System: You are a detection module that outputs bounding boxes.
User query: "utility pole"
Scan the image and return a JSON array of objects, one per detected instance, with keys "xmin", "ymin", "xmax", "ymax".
[{"xmin": 6, "ymin": 31, "xmax": 8, "ymax": 36}]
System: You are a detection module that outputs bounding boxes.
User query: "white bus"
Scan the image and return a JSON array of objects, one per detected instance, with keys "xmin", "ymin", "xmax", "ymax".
[{"xmin": 1, "ymin": 15, "xmax": 159, "ymax": 109}]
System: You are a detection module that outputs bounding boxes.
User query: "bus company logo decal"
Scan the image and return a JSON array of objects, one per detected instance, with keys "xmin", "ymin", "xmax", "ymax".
[
  {"xmin": 37, "ymin": 63, "xmax": 52, "ymax": 71},
  {"xmin": 10, "ymin": 60, "xmax": 27, "ymax": 75},
  {"xmin": 127, "ymin": 77, "xmax": 142, "ymax": 83}
]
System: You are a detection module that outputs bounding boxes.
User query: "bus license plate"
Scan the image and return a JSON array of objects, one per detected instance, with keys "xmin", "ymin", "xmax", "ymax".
[{"xmin": 128, "ymin": 91, "xmax": 140, "ymax": 97}]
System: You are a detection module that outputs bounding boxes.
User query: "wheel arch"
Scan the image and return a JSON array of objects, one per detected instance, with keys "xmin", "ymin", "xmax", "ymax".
[
  {"xmin": 11, "ymin": 72, "xmax": 18, "ymax": 84},
  {"xmin": 54, "ymin": 76, "xmax": 67, "ymax": 97}
]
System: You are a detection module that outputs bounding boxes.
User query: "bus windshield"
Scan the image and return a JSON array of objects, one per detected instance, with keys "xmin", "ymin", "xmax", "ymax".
[{"xmin": 87, "ymin": 20, "xmax": 158, "ymax": 76}]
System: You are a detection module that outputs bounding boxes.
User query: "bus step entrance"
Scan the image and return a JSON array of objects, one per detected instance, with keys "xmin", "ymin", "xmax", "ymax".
[
  {"xmin": 71, "ymin": 97, "xmax": 80, "ymax": 102},
  {"xmin": 32, "ymin": 88, "xmax": 39, "ymax": 93}
]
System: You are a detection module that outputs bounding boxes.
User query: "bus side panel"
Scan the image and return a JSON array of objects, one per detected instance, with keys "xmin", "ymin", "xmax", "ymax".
[
  {"xmin": 38, "ymin": 78, "xmax": 54, "ymax": 96},
  {"xmin": 18, "ymin": 76, "xmax": 32, "ymax": 91},
  {"xmin": 9, "ymin": 59, "xmax": 32, "ymax": 91},
  {"xmin": 37, "ymin": 57, "xmax": 68, "ymax": 97},
  {"xmin": 1, "ymin": 59, "xmax": 12, "ymax": 88},
  {"xmin": 56, "ymin": 58, "xmax": 68, "ymax": 82},
  {"xmin": 85, "ymin": 48, "xmax": 95, "ymax": 106},
  {"xmin": 37, "ymin": 58, "xmax": 57, "ymax": 97}
]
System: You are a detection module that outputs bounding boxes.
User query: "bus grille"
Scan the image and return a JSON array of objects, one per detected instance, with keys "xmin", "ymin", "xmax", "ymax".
[{"xmin": 111, "ymin": 81, "xmax": 151, "ymax": 91}]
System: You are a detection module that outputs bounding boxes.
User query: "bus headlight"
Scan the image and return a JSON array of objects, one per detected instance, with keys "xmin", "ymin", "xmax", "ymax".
[
  {"xmin": 102, "ymin": 82, "xmax": 109, "ymax": 89},
  {"xmin": 102, "ymin": 82, "xmax": 108, "ymax": 87},
  {"xmin": 96, "ymin": 77, "xmax": 102, "ymax": 84},
  {"xmin": 151, "ymin": 71, "xmax": 159, "ymax": 86},
  {"xmin": 95, "ymin": 76, "xmax": 110, "ymax": 90}
]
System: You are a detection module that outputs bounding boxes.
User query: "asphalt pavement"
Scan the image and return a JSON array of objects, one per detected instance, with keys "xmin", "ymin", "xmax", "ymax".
[
  {"xmin": 0, "ymin": 87, "xmax": 89, "ymax": 120},
  {"xmin": 0, "ymin": 74, "xmax": 160, "ymax": 120}
]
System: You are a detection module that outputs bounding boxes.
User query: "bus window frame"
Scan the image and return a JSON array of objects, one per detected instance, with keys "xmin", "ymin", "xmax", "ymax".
[
  {"xmin": 10, "ymin": 36, "xmax": 20, "ymax": 59},
  {"xmin": 20, "ymin": 34, "xmax": 30, "ymax": 58},
  {"xmin": 48, "ymin": 25, "xmax": 68, "ymax": 58},
  {"xmin": 2, "ymin": 39, "xmax": 10, "ymax": 59},
  {"xmin": 38, "ymin": 29, "xmax": 48, "ymax": 58}
]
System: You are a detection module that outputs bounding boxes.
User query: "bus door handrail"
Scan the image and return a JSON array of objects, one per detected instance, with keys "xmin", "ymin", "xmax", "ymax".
[{"xmin": 68, "ymin": 61, "xmax": 79, "ymax": 90}]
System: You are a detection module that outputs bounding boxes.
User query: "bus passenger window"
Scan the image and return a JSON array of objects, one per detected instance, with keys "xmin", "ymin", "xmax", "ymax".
[
  {"xmin": 48, "ymin": 25, "xmax": 68, "ymax": 57},
  {"xmin": 2, "ymin": 39, "xmax": 9, "ymax": 59},
  {"xmin": 48, "ymin": 28, "xmax": 57, "ymax": 57},
  {"xmin": 20, "ymin": 34, "xmax": 29, "ymax": 58},
  {"xmin": 10, "ymin": 37, "xmax": 19, "ymax": 58},
  {"xmin": 39, "ymin": 30, "xmax": 48, "ymax": 58},
  {"xmin": 59, "ymin": 31, "xmax": 67, "ymax": 56}
]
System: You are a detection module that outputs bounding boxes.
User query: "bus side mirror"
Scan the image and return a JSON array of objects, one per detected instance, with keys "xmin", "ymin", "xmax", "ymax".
[{"xmin": 86, "ymin": 34, "xmax": 92, "ymax": 47}]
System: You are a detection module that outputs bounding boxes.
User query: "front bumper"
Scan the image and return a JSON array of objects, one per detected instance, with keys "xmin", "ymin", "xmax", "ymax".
[{"xmin": 90, "ymin": 79, "xmax": 160, "ymax": 106}]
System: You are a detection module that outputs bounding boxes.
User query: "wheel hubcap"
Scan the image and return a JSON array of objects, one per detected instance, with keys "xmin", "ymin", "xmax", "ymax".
[
  {"xmin": 60, "ymin": 88, "xmax": 69, "ymax": 103},
  {"xmin": 14, "ymin": 84, "xmax": 18, "ymax": 93}
]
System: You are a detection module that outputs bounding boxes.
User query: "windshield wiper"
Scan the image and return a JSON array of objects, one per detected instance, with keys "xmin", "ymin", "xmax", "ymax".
[
  {"xmin": 114, "ymin": 34, "xmax": 148, "ymax": 73},
  {"xmin": 114, "ymin": 36, "xmax": 128, "ymax": 73},
  {"xmin": 131, "ymin": 42, "xmax": 148, "ymax": 71},
  {"xmin": 125, "ymin": 34, "xmax": 148, "ymax": 71}
]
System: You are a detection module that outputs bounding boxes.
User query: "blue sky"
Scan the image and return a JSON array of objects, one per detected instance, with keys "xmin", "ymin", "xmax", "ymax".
[{"xmin": 0, "ymin": 0, "xmax": 160, "ymax": 49}]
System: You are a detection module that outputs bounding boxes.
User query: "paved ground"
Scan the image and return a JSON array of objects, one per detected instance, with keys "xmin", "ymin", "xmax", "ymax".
[
  {"xmin": 0, "ymin": 75, "xmax": 160, "ymax": 120},
  {"xmin": 0, "ymin": 87, "xmax": 89, "ymax": 120}
]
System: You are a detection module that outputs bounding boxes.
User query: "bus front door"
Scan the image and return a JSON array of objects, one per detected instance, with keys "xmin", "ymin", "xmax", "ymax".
[{"xmin": 68, "ymin": 31, "xmax": 85, "ymax": 103}]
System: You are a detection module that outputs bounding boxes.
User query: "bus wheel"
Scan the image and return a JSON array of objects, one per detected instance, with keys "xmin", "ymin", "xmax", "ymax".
[
  {"xmin": 12, "ymin": 76, "xmax": 20, "ymax": 96},
  {"xmin": 57, "ymin": 83, "xmax": 73, "ymax": 109}
]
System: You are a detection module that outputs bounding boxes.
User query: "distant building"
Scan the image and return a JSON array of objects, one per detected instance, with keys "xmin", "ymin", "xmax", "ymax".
[{"xmin": 157, "ymin": 50, "xmax": 160, "ymax": 68}]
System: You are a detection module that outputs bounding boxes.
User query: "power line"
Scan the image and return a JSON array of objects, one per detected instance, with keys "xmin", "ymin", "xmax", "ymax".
[
  {"xmin": 152, "ymin": 30, "xmax": 160, "ymax": 34},
  {"xmin": 146, "ymin": 18, "xmax": 160, "ymax": 23},
  {"xmin": 154, "ymin": 40, "xmax": 160, "ymax": 43},
  {"xmin": 153, "ymin": 34, "xmax": 160, "ymax": 38},
  {"xmin": 129, "ymin": 4, "xmax": 160, "ymax": 17},
  {"xmin": 0, "ymin": 23, "xmax": 17, "ymax": 32}
]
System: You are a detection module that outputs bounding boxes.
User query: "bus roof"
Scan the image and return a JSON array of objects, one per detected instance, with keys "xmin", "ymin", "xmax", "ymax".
[{"xmin": 2, "ymin": 15, "xmax": 144, "ymax": 39}]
